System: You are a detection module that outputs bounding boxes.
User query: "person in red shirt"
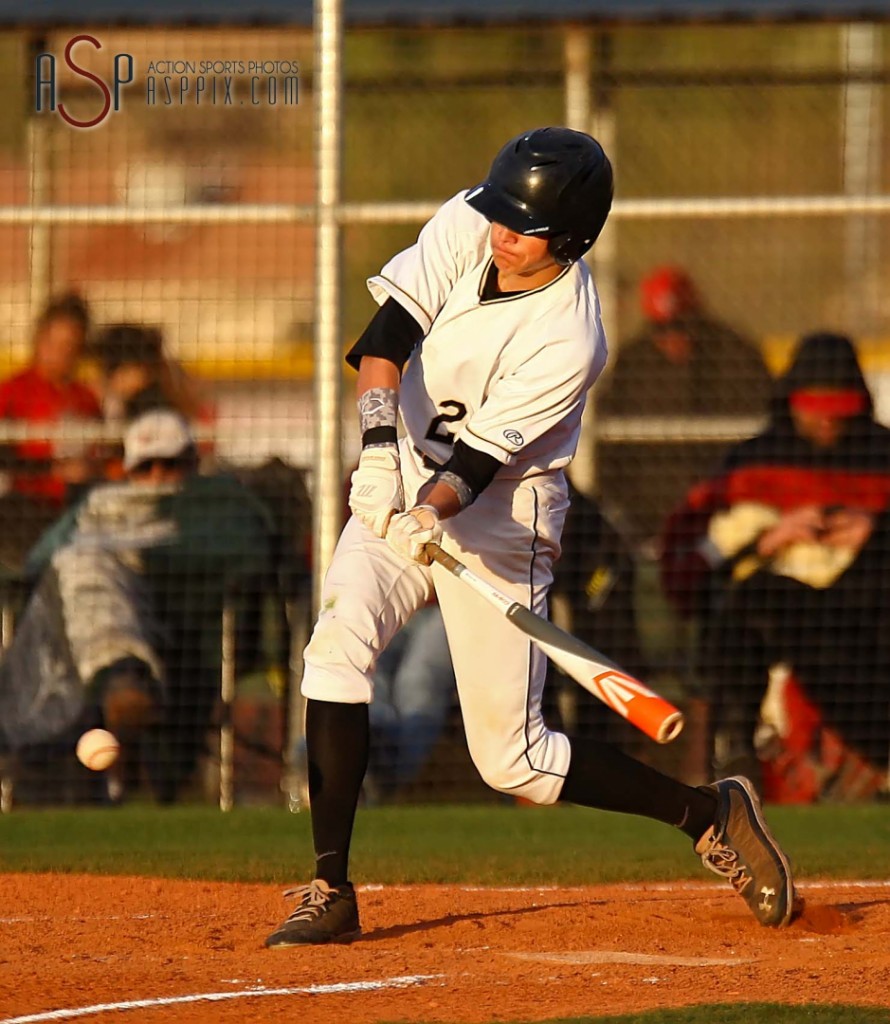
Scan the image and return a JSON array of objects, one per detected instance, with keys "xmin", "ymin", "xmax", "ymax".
[{"xmin": 0, "ymin": 293, "xmax": 103, "ymax": 570}]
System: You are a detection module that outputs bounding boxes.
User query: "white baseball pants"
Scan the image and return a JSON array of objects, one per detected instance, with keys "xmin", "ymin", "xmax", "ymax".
[{"xmin": 301, "ymin": 443, "xmax": 572, "ymax": 804}]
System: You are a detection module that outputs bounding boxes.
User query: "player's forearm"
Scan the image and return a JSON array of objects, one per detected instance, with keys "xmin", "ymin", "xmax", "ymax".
[
  {"xmin": 356, "ymin": 355, "xmax": 400, "ymax": 399},
  {"xmin": 416, "ymin": 478, "xmax": 463, "ymax": 521}
]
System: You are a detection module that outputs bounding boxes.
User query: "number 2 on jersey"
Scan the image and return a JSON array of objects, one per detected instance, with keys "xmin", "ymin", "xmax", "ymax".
[{"xmin": 425, "ymin": 400, "xmax": 467, "ymax": 446}]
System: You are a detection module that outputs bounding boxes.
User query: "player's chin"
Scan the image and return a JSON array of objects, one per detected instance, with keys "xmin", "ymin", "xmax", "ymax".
[{"xmin": 491, "ymin": 251, "xmax": 516, "ymax": 272}]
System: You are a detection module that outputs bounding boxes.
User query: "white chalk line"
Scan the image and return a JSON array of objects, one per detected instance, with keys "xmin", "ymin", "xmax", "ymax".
[
  {"xmin": 0, "ymin": 975, "xmax": 442, "ymax": 1024},
  {"xmin": 455, "ymin": 880, "xmax": 890, "ymax": 894},
  {"xmin": 0, "ymin": 915, "xmax": 155, "ymax": 924}
]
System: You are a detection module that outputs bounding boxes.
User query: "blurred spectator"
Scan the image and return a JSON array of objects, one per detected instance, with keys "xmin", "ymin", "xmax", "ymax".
[
  {"xmin": 0, "ymin": 293, "xmax": 103, "ymax": 570},
  {"xmin": 661, "ymin": 331, "xmax": 890, "ymax": 796},
  {"xmin": 548, "ymin": 482, "xmax": 649, "ymax": 753},
  {"xmin": 234, "ymin": 456, "xmax": 313, "ymax": 597},
  {"xmin": 90, "ymin": 323, "xmax": 209, "ymax": 426},
  {"xmin": 89, "ymin": 322, "xmax": 215, "ymax": 480},
  {"xmin": 597, "ymin": 266, "xmax": 773, "ymax": 550},
  {"xmin": 365, "ymin": 601, "xmax": 456, "ymax": 802},
  {"xmin": 231, "ymin": 455, "xmax": 314, "ymax": 729},
  {"xmin": 1, "ymin": 410, "xmax": 274, "ymax": 803}
]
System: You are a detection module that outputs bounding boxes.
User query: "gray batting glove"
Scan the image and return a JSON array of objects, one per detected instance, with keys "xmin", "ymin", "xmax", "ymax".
[
  {"xmin": 385, "ymin": 505, "xmax": 442, "ymax": 563},
  {"xmin": 349, "ymin": 445, "xmax": 405, "ymax": 537}
]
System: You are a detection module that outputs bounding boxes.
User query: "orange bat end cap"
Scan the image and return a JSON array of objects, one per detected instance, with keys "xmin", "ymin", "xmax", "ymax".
[
  {"xmin": 590, "ymin": 669, "xmax": 685, "ymax": 744},
  {"xmin": 657, "ymin": 711, "xmax": 685, "ymax": 744}
]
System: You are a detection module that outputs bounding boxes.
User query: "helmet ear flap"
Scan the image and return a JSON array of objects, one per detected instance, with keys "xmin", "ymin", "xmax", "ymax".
[
  {"xmin": 546, "ymin": 233, "xmax": 574, "ymax": 267},
  {"xmin": 547, "ymin": 219, "xmax": 607, "ymax": 265}
]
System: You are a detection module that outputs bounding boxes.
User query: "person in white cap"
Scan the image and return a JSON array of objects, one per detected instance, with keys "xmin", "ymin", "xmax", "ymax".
[
  {"xmin": 122, "ymin": 408, "xmax": 200, "ymax": 479},
  {"xmin": 23, "ymin": 410, "xmax": 203, "ymax": 743},
  {"xmin": 1, "ymin": 409, "xmax": 274, "ymax": 802}
]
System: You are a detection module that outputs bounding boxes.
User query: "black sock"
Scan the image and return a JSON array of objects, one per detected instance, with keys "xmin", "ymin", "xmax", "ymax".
[
  {"xmin": 305, "ymin": 698, "xmax": 369, "ymax": 887},
  {"xmin": 559, "ymin": 738, "xmax": 717, "ymax": 843}
]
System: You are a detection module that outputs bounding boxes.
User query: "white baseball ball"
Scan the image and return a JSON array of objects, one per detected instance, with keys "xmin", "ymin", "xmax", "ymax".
[{"xmin": 76, "ymin": 728, "xmax": 121, "ymax": 771}]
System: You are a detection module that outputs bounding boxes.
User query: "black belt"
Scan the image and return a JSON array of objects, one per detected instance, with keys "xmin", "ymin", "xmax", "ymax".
[{"xmin": 413, "ymin": 445, "xmax": 444, "ymax": 471}]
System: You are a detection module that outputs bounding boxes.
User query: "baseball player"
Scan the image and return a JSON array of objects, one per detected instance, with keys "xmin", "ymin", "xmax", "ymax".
[{"xmin": 266, "ymin": 127, "xmax": 795, "ymax": 948}]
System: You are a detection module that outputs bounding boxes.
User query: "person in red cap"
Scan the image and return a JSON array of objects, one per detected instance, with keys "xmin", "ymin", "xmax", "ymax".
[
  {"xmin": 660, "ymin": 331, "xmax": 890, "ymax": 796},
  {"xmin": 597, "ymin": 265, "xmax": 772, "ymax": 550},
  {"xmin": 640, "ymin": 265, "xmax": 700, "ymax": 328}
]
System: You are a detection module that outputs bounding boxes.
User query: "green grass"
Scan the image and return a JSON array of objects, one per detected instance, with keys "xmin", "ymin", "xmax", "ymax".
[
  {"xmin": 1, "ymin": 803, "xmax": 889, "ymax": 885},
  {"xmin": 513, "ymin": 1010, "xmax": 890, "ymax": 1024}
]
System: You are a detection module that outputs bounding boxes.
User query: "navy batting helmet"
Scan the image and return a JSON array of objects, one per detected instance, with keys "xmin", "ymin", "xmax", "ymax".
[{"xmin": 465, "ymin": 127, "xmax": 613, "ymax": 266}]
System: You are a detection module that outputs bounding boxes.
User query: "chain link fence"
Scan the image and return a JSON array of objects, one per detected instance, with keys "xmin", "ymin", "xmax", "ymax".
[{"xmin": 0, "ymin": 19, "xmax": 887, "ymax": 808}]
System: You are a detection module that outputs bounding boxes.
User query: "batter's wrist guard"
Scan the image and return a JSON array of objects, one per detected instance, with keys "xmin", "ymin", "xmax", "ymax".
[{"xmin": 358, "ymin": 387, "xmax": 399, "ymax": 449}]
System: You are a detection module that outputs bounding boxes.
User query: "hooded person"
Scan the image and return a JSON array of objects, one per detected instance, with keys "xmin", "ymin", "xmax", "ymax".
[{"xmin": 661, "ymin": 331, "xmax": 890, "ymax": 787}]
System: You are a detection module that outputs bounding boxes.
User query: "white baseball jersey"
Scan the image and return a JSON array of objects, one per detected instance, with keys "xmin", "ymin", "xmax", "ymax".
[
  {"xmin": 368, "ymin": 191, "xmax": 608, "ymax": 476},
  {"xmin": 302, "ymin": 192, "xmax": 610, "ymax": 805}
]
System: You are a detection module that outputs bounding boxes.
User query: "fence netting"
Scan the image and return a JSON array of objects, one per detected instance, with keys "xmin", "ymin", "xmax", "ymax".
[{"xmin": 0, "ymin": 21, "xmax": 887, "ymax": 808}]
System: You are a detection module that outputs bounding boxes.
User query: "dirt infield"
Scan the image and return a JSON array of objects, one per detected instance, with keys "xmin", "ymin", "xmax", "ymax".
[{"xmin": 1, "ymin": 874, "xmax": 889, "ymax": 1023}]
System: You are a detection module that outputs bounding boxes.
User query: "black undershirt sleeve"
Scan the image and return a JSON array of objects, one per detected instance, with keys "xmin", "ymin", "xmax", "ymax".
[
  {"xmin": 345, "ymin": 297, "xmax": 425, "ymax": 372},
  {"xmin": 348, "ymin": 295, "xmax": 501, "ymax": 502},
  {"xmin": 441, "ymin": 438, "xmax": 502, "ymax": 502}
]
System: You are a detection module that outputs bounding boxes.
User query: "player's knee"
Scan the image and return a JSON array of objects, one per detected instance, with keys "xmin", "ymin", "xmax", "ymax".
[
  {"xmin": 471, "ymin": 749, "xmax": 562, "ymax": 805},
  {"xmin": 301, "ymin": 616, "xmax": 374, "ymax": 703}
]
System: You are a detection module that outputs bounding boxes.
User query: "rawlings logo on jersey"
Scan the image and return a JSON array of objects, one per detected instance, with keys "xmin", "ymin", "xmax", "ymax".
[{"xmin": 503, "ymin": 429, "xmax": 524, "ymax": 447}]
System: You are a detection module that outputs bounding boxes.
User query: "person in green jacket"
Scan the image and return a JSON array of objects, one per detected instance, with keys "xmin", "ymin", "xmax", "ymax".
[{"xmin": 4, "ymin": 409, "xmax": 275, "ymax": 802}]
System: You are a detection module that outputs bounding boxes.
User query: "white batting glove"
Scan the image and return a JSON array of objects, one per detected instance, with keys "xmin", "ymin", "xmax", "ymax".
[
  {"xmin": 385, "ymin": 505, "xmax": 442, "ymax": 564},
  {"xmin": 349, "ymin": 446, "xmax": 405, "ymax": 537}
]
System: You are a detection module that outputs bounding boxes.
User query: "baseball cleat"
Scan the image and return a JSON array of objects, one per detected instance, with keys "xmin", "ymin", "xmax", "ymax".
[
  {"xmin": 695, "ymin": 775, "xmax": 796, "ymax": 927},
  {"xmin": 265, "ymin": 879, "xmax": 361, "ymax": 947}
]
